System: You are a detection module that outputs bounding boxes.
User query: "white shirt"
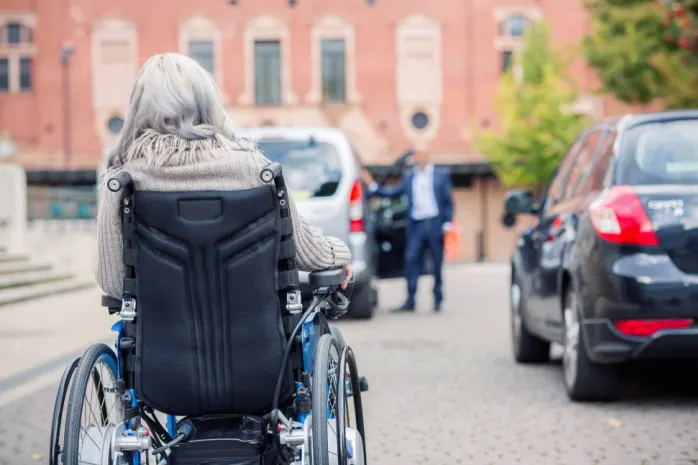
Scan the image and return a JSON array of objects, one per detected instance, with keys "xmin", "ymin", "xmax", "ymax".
[{"xmin": 411, "ymin": 164, "xmax": 439, "ymax": 221}]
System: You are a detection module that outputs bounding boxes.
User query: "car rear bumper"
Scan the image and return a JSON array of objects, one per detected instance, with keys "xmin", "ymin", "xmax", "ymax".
[{"xmin": 583, "ymin": 318, "xmax": 698, "ymax": 363}]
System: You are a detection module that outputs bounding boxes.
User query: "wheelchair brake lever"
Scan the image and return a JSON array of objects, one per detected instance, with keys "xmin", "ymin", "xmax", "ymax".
[{"xmin": 324, "ymin": 288, "xmax": 350, "ymax": 319}]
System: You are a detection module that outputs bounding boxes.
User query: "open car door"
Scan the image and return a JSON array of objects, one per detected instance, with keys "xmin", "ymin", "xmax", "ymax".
[
  {"xmin": 369, "ymin": 149, "xmax": 431, "ymax": 279},
  {"xmin": 373, "ymin": 195, "xmax": 409, "ymax": 279}
]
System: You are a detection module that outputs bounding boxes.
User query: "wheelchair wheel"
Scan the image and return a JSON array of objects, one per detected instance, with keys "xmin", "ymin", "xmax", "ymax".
[
  {"xmin": 311, "ymin": 334, "xmax": 366, "ymax": 465},
  {"xmin": 49, "ymin": 357, "xmax": 80, "ymax": 465},
  {"xmin": 63, "ymin": 343, "xmax": 125, "ymax": 465}
]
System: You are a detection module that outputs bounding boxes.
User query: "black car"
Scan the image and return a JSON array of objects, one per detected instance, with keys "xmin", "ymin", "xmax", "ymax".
[{"xmin": 504, "ymin": 110, "xmax": 698, "ymax": 401}]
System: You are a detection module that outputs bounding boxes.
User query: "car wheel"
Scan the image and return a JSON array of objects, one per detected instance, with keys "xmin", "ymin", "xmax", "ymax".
[
  {"xmin": 348, "ymin": 283, "xmax": 375, "ymax": 320},
  {"xmin": 562, "ymin": 286, "xmax": 618, "ymax": 402},
  {"xmin": 511, "ymin": 278, "xmax": 550, "ymax": 363}
]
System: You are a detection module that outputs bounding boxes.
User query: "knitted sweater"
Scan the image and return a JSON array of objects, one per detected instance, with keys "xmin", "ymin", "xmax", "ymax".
[{"xmin": 96, "ymin": 130, "xmax": 351, "ymax": 298}]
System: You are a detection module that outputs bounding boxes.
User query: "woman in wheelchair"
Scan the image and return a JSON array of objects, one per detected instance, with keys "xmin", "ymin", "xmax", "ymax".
[{"xmin": 50, "ymin": 53, "xmax": 368, "ymax": 465}]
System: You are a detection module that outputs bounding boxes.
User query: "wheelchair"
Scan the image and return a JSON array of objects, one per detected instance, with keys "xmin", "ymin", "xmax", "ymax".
[{"xmin": 49, "ymin": 163, "xmax": 368, "ymax": 465}]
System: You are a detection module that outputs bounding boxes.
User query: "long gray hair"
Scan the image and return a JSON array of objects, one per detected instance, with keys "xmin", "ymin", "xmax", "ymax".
[{"xmin": 107, "ymin": 53, "xmax": 240, "ymax": 169}]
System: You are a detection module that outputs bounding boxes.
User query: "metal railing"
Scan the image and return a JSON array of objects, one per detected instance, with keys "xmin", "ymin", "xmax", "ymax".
[{"xmin": 27, "ymin": 186, "xmax": 97, "ymax": 221}]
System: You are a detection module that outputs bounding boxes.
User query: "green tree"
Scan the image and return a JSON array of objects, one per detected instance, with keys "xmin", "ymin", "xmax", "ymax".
[
  {"xmin": 582, "ymin": 0, "xmax": 698, "ymax": 109},
  {"xmin": 475, "ymin": 21, "xmax": 589, "ymax": 192}
]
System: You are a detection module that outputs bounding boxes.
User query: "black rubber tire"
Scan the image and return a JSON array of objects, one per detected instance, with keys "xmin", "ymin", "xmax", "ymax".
[
  {"xmin": 312, "ymin": 334, "xmax": 343, "ymax": 465},
  {"xmin": 511, "ymin": 277, "xmax": 550, "ymax": 363},
  {"xmin": 336, "ymin": 345, "xmax": 367, "ymax": 465},
  {"xmin": 330, "ymin": 326, "xmax": 347, "ymax": 348},
  {"xmin": 563, "ymin": 288, "xmax": 619, "ymax": 402},
  {"xmin": 63, "ymin": 343, "xmax": 121, "ymax": 465},
  {"xmin": 49, "ymin": 357, "xmax": 80, "ymax": 465},
  {"xmin": 348, "ymin": 284, "xmax": 375, "ymax": 320}
]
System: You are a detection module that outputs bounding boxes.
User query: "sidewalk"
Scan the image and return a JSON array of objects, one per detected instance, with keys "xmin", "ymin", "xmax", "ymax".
[{"xmin": 0, "ymin": 287, "xmax": 113, "ymax": 404}]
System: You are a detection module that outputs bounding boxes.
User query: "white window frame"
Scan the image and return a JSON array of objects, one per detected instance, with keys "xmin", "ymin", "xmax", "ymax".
[
  {"xmin": 0, "ymin": 12, "xmax": 37, "ymax": 93},
  {"xmin": 306, "ymin": 15, "xmax": 360, "ymax": 105},
  {"xmin": 179, "ymin": 16, "xmax": 222, "ymax": 84},
  {"xmin": 238, "ymin": 16, "xmax": 296, "ymax": 106}
]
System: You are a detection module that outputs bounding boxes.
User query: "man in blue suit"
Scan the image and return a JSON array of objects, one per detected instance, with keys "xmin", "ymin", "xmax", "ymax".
[{"xmin": 367, "ymin": 149, "xmax": 454, "ymax": 312}]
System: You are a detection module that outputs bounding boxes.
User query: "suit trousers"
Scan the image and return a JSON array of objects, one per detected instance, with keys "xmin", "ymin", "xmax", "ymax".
[{"xmin": 404, "ymin": 217, "xmax": 444, "ymax": 307}]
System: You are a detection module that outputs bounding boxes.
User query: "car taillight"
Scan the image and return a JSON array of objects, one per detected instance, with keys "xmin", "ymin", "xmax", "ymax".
[
  {"xmin": 589, "ymin": 186, "xmax": 659, "ymax": 246},
  {"xmin": 545, "ymin": 216, "xmax": 563, "ymax": 242},
  {"xmin": 615, "ymin": 319, "xmax": 692, "ymax": 337},
  {"xmin": 349, "ymin": 180, "xmax": 364, "ymax": 233}
]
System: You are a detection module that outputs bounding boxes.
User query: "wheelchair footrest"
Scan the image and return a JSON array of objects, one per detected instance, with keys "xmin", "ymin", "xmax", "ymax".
[{"xmin": 359, "ymin": 376, "xmax": 369, "ymax": 393}]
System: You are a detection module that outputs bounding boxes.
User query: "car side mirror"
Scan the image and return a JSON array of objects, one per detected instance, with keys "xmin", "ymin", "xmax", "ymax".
[
  {"xmin": 502, "ymin": 212, "xmax": 517, "ymax": 228},
  {"xmin": 504, "ymin": 189, "xmax": 536, "ymax": 218}
]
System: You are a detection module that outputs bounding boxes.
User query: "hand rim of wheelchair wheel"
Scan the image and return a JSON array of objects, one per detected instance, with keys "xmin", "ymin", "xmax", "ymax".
[{"xmin": 310, "ymin": 333, "xmax": 366, "ymax": 465}]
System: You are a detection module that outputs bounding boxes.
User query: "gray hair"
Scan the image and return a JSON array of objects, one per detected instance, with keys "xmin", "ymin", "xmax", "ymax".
[{"xmin": 107, "ymin": 53, "xmax": 237, "ymax": 168}]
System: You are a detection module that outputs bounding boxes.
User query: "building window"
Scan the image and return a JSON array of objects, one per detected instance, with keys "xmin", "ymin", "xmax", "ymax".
[
  {"xmin": 307, "ymin": 15, "xmax": 358, "ymax": 105},
  {"xmin": 499, "ymin": 14, "xmax": 531, "ymax": 38},
  {"xmin": 19, "ymin": 57, "xmax": 31, "ymax": 90},
  {"xmin": 321, "ymin": 38, "xmax": 346, "ymax": 103},
  {"xmin": 7, "ymin": 23, "xmax": 21, "ymax": 44},
  {"xmin": 411, "ymin": 111, "xmax": 430, "ymax": 130},
  {"xmin": 0, "ymin": 58, "xmax": 8, "ymax": 91},
  {"xmin": 254, "ymin": 40, "xmax": 282, "ymax": 106},
  {"xmin": 188, "ymin": 40, "xmax": 214, "ymax": 76},
  {"xmin": 107, "ymin": 116, "xmax": 124, "ymax": 134},
  {"xmin": 509, "ymin": 15, "xmax": 526, "ymax": 37},
  {"xmin": 501, "ymin": 50, "xmax": 513, "ymax": 73},
  {"xmin": 0, "ymin": 17, "xmax": 37, "ymax": 93}
]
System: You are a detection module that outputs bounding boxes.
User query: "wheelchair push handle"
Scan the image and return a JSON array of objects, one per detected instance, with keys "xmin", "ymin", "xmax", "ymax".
[
  {"xmin": 307, "ymin": 268, "xmax": 354, "ymax": 319},
  {"xmin": 107, "ymin": 171, "xmax": 134, "ymax": 193},
  {"xmin": 260, "ymin": 162, "xmax": 283, "ymax": 184}
]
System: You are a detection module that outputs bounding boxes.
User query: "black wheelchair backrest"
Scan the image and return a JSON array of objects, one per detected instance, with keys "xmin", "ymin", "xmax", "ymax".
[{"xmin": 113, "ymin": 171, "xmax": 298, "ymax": 417}]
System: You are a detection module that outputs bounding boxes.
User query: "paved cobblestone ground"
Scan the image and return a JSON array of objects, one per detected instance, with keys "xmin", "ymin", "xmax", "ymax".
[{"xmin": 2, "ymin": 264, "xmax": 698, "ymax": 464}]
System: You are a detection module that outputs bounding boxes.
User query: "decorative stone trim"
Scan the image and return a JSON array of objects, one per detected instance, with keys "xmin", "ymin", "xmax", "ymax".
[
  {"xmin": 493, "ymin": 6, "xmax": 542, "ymax": 50},
  {"xmin": 399, "ymin": 104, "xmax": 442, "ymax": 146},
  {"xmin": 493, "ymin": 6, "xmax": 542, "ymax": 23},
  {"xmin": 306, "ymin": 15, "xmax": 360, "ymax": 105},
  {"xmin": 238, "ymin": 15, "xmax": 296, "ymax": 106},
  {"xmin": 178, "ymin": 16, "xmax": 223, "ymax": 81},
  {"xmin": 395, "ymin": 14, "xmax": 443, "ymax": 146},
  {"xmin": 91, "ymin": 17, "xmax": 138, "ymax": 147}
]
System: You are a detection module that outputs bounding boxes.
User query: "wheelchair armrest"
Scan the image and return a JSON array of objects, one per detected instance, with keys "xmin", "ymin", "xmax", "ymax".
[
  {"xmin": 102, "ymin": 295, "xmax": 122, "ymax": 314},
  {"xmin": 307, "ymin": 268, "xmax": 346, "ymax": 289}
]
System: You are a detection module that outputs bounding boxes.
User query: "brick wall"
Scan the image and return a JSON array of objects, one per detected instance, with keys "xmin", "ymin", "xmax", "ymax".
[{"xmin": 0, "ymin": 0, "xmax": 624, "ymax": 261}]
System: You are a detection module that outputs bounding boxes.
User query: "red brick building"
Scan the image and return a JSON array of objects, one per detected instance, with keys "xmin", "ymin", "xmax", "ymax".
[{"xmin": 0, "ymin": 0, "xmax": 630, "ymax": 260}]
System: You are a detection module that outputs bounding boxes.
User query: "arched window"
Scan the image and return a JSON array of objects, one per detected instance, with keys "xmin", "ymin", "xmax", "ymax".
[
  {"xmin": 1, "ymin": 22, "xmax": 32, "ymax": 45},
  {"xmin": 306, "ymin": 15, "xmax": 360, "ymax": 105},
  {"xmin": 179, "ymin": 17, "xmax": 221, "ymax": 80},
  {"xmin": 239, "ymin": 16, "xmax": 296, "ymax": 106},
  {"xmin": 0, "ymin": 16, "xmax": 36, "ymax": 93},
  {"xmin": 499, "ymin": 14, "xmax": 531, "ymax": 38},
  {"xmin": 493, "ymin": 8, "xmax": 540, "ymax": 77}
]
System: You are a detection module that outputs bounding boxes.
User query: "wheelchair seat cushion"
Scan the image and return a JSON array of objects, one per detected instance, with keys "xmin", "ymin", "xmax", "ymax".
[{"xmin": 130, "ymin": 187, "xmax": 293, "ymax": 416}]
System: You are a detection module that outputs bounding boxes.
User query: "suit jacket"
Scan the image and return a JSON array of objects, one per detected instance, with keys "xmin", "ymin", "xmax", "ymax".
[{"xmin": 372, "ymin": 166, "xmax": 454, "ymax": 228}]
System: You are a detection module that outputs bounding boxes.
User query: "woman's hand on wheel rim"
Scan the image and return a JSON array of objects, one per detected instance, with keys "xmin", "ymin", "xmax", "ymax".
[{"xmin": 342, "ymin": 264, "xmax": 352, "ymax": 289}]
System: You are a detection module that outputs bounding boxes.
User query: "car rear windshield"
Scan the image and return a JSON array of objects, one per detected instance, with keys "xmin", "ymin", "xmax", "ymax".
[
  {"xmin": 618, "ymin": 119, "xmax": 698, "ymax": 185},
  {"xmin": 256, "ymin": 139, "xmax": 342, "ymax": 199}
]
